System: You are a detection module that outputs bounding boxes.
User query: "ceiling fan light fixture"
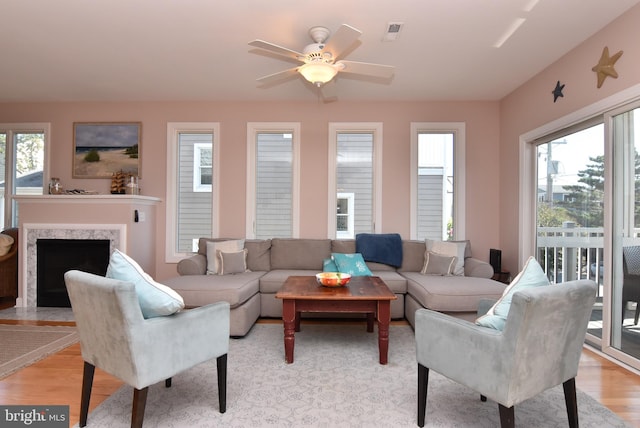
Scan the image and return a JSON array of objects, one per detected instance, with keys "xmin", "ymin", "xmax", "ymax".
[{"xmin": 299, "ymin": 62, "xmax": 338, "ymax": 86}]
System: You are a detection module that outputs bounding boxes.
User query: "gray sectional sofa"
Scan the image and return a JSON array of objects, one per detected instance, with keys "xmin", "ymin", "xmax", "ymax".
[{"xmin": 163, "ymin": 237, "xmax": 507, "ymax": 336}]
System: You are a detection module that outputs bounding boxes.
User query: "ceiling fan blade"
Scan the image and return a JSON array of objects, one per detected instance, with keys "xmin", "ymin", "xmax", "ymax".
[
  {"xmin": 323, "ymin": 24, "xmax": 362, "ymax": 61},
  {"xmin": 256, "ymin": 67, "xmax": 300, "ymax": 86},
  {"xmin": 337, "ymin": 60, "xmax": 395, "ymax": 79},
  {"xmin": 248, "ymin": 40, "xmax": 304, "ymax": 61}
]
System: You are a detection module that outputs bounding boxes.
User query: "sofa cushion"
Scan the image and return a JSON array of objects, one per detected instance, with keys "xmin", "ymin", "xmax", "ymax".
[
  {"xmin": 260, "ymin": 270, "xmax": 320, "ymax": 293},
  {"xmin": 218, "ymin": 249, "xmax": 249, "ymax": 275},
  {"xmin": 270, "ymin": 238, "xmax": 331, "ymax": 270},
  {"xmin": 206, "ymin": 239, "xmax": 244, "ymax": 274},
  {"xmin": 403, "ymin": 271, "xmax": 505, "ymax": 312},
  {"xmin": 163, "ymin": 271, "xmax": 263, "ymax": 308},
  {"xmin": 323, "ymin": 257, "xmax": 338, "ymax": 272},
  {"xmin": 245, "ymin": 239, "xmax": 271, "ymax": 271},
  {"xmin": 426, "ymin": 239, "xmax": 466, "ymax": 276},
  {"xmin": 421, "ymin": 251, "xmax": 457, "ymax": 275},
  {"xmin": 331, "ymin": 239, "xmax": 356, "ymax": 254},
  {"xmin": 476, "ymin": 256, "xmax": 550, "ymax": 330},
  {"xmin": 332, "ymin": 253, "xmax": 373, "ymax": 276},
  {"xmin": 398, "ymin": 240, "xmax": 426, "ymax": 272},
  {"xmin": 106, "ymin": 249, "xmax": 185, "ymax": 318}
]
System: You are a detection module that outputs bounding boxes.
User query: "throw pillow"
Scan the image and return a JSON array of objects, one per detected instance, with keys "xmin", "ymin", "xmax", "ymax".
[
  {"xmin": 0, "ymin": 234, "xmax": 14, "ymax": 256},
  {"xmin": 217, "ymin": 249, "xmax": 249, "ymax": 275},
  {"xmin": 323, "ymin": 257, "xmax": 339, "ymax": 272},
  {"xmin": 426, "ymin": 239, "xmax": 466, "ymax": 276},
  {"xmin": 331, "ymin": 253, "xmax": 373, "ymax": 276},
  {"xmin": 421, "ymin": 251, "xmax": 457, "ymax": 276},
  {"xmin": 206, "ymin": 239, "xmax": 244, "ymax": 275},
  {"xmin": 475, "ymin": 256, "xmax": 550, "ymax": 330},
  {"xmin": 106, "ymin": 249, "xmax": 185, "ymax": 319}
]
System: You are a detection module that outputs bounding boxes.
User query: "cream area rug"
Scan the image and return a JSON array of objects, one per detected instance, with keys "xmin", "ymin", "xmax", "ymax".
[
  {"xmin": 0, "ymin": 324, "xmax": 78, "ymax": 379},
  {"xmin": 75, "ymin": 323, "xmax": 630, "ymax": 428}
]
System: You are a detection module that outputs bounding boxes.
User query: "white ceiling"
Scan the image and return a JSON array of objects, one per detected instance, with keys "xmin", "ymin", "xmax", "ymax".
[{"xmin": 0, "ymin": 0, "xmax": 638, "ymax": 103}]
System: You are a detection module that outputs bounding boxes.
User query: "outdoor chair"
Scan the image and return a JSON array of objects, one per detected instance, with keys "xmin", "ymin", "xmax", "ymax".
[
  {"xmin": 64, "ymin": 270, "xmax": 230, "ymax": 428},
  {"xmin": 622, "ymin": 246, "xmax": 640, "ymax": 325},
  {"xmin": 415, "ymin": 279, "xmax": 597, "ymax": 428}
]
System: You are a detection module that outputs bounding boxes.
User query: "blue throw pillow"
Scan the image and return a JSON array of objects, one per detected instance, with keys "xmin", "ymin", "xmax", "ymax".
[
  {"xmin": 106, "ymin": 249, "xmax": 185, "ymax": 318},
  {"xmin": 331, "ymin": 253, "xmax": 373, "ymax": 277},
  {"xmin": 475, "ymin": 256, "xmax": 550, "ymax": 330},
  {"xmin": 323, "ymin": 257, "xmax": 339, "ymax": 272}
]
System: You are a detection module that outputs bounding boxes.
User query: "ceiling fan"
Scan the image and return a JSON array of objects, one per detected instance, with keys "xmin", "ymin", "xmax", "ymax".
[{"xmin": 248, "ymin": 24, "xmax": 395, "ymax": 90}]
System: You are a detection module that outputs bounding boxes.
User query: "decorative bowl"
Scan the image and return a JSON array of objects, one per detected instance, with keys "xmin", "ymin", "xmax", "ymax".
[{"xmin": 316, "ymin": 272, "xmax": 351, "ymax": 287}]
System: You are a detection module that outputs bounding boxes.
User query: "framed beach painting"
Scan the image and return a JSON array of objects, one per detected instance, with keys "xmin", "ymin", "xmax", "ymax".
[{"xmin": 73, "ymin": 122, "xmax": 141, "ymax": 178}]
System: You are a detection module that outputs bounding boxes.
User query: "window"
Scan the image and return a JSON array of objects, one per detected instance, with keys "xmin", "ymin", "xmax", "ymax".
[
  {"xmin": 328, "ymin": 123, "xmax": 382, "ymax": 238},
  {"xmin": 410, "ymin": 123, "xmax": 465, "ymax": 240},
  {"xmin": 166, "ymin": 123, "xmax": 219, "ymax": 261},
  {"xmin": 246, "ymin": 123, "xmax": 300, "ymax": 239},
  {"xmin": 0, "ymin": 123, "xmax": 49, "ymax": 228},
  {"xmin": 193, "ymin": 143, "xmax": 212, "ymax": 192},
  {"xmin": 336, "ymin": 192, "xmax": 355, "ymax": 239}
]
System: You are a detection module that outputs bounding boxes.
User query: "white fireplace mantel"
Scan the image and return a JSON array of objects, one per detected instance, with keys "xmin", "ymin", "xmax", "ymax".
[{"xmin": 15, "ymin": 195, "xmax": 161, "ymax": 307}]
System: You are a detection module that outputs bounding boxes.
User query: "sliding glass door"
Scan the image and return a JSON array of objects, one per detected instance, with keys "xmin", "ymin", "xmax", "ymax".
[{"xmin": 609, "ymin": 104, "xmax": 640, "ymax": 365}]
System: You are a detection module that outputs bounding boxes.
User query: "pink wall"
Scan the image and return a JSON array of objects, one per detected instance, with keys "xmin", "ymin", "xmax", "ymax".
[
  {"xmin": 499, "ymin": 3, "xmax": 640, "ymax": 274},
  {"xmin": 0, "ymin": 100, "xmax": 500, "ymax": 279}
]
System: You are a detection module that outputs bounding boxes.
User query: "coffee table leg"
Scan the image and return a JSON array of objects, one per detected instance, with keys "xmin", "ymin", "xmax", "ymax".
[
  {"xmin": 366, "ymin": 313, "xmax": 374, "ymax": 332},
  {"xmin": 282, "ymin": 299, "xmax": 296, "ymax": 363},
  {"xmin": 377, "ymin": 301, "xmax": 391, "ymax": 365}
]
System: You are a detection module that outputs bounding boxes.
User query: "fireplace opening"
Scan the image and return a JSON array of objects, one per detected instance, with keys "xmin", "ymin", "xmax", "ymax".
[{"xmin": 37, "ymin": 239, "xmax": 110, "ymax": 307}]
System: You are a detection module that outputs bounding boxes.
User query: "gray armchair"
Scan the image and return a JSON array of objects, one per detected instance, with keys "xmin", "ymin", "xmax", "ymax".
[
  {"xmin": 64, "ymin": 270, "xmax": 230, "ymax": 428},
  {"xmin": 416, "ymin": 279, "xmax": 597, "ymax": 428}
]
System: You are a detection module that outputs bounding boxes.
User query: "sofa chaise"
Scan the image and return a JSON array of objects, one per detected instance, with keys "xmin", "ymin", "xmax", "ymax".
[{"xmin": 163, "ymin": 237, "xmax": 506, "ymax": 336}]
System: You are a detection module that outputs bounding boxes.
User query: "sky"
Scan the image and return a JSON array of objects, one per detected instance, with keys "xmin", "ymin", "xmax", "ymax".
[{"xmin": 74, "ymin": 123, "xmax": 140, "ymax": 148}]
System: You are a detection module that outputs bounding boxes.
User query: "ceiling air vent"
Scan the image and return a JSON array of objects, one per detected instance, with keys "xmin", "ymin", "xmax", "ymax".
[{"xmin": 383, "ymin": 22, "xmax": 404, "ymax": 41}]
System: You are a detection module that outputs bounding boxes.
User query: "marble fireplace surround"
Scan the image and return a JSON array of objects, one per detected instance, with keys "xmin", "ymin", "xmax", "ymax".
[{"xmin": 21, "ymin": 223, "xmax": 127, "ymax": 307}]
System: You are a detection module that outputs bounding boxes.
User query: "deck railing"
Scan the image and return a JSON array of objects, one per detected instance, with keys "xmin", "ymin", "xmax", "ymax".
[{"xmin": 536, "ymin": 222, "xmax": 604, "ymax": 285}]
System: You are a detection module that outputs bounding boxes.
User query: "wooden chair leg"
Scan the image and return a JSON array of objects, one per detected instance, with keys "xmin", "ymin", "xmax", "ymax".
[
  {"xmin": 498, "ymin": 404, "xmax": 515, "ymax": 428},
  {"xmin": 79, "ymin": 362, "xmax": 95, "ymax": 428},
  {"xmin": 165, "ymin": 378, "xmax": 172, "ymax": 388},
  {"xmin": 417, "ymin": 363, "xmax": 429, "ymax": 427},
  {"xmin": 563, "ymin": 377, "xmax": 579, "ymax": 428},
  {"xmin": 217, "ymin": 354, "xmax": 227, "ymax": 413},
  {"xmin": 131, "ymin": 387, "xmax": 149, "ymax": 428}
]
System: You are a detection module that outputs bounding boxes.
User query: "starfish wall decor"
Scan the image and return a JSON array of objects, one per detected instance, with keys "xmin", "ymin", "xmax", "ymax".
[
  {"xmin": 552, "ymin": 80, "xmax": 565, "ymax": 102},
  {"xmin": 592, "ymin": 46, "xmax": 623, "ymax": 88}
]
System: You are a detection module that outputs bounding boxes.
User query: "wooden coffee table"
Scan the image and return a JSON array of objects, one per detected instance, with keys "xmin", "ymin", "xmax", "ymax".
[{"xmin": 275, "ymin": 275, "xmax": 397, "ymax": 364}]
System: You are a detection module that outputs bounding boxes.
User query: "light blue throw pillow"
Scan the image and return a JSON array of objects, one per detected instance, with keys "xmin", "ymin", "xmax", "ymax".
[
  {"xmin": 476, "ymin": 256, "xmax": 550, "ymax": 330},
  {"xmin": 106, "ymin": 249, "xmax": 185, "ymax": 318},
  {"xmin": 323, "ymin": 257, "xmax": 339, "ymax": 272},
  {"xmin": 331, "ymin": 253, "xmax": 373, "ymax": 277}
]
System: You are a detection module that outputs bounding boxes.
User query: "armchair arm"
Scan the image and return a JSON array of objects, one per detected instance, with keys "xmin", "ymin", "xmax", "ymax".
[
  {"xmin": 177, "ymin": 253, "xmax": 207, "ymax": 275},
  {"xmin": 129, "ymin": 301, "xmax": 230, "ymax": 388},
  {"xmin": 415, "ymin": 308, "xmax": 511, "ymax": 398},
  {"xmin": 464, "ymin": 257, "xmax": 494, "ymax": 278}
]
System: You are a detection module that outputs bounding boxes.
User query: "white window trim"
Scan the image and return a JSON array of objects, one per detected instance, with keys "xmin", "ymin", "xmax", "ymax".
[
  {"xmin": 328, "ymin": 122, "xmax": 383, "ymax": 238},
  {"xmin": 192, "ymin": 142, "xmax": 212, "ymax": 192},
  {"xmin": 246, "ymin": 122, "xmax": 300, "ymax": 239},
  {"xmin": 166, "ymin": 122, "xmax": 220, "ymax": 263},
  {"xmin": 0, "ymin": 123, "xmax": 51, "ymax": 229},
  {"xmin": 409, "ymin": 122, "xmax": 466, "ymax": 240}
]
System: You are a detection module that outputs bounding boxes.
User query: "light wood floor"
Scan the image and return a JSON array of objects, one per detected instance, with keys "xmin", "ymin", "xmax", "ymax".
[{"xmin": 1, "ymin": 318, "xmax": 640, "ymax": 428}]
